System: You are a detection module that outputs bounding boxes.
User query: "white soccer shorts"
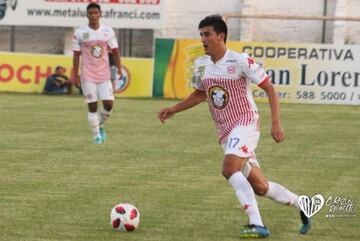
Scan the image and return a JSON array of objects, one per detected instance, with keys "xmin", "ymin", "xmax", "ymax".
[
  {"xmin": 221, "ymin": 123, "xmax": 260, "ymax": 169},
  {"xmin": 81, "ymin": 80, "xmax": 114, "ymax": 103}
]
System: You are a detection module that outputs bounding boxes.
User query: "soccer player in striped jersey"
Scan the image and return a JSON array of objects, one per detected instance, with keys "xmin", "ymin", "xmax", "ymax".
[
  {"xmin": 158, "ymin": 15, "xmax": 310, "ymax": 238},
  {"xmin": 73, "ymin": 2, "xmax": 122, "ymax": 144}
]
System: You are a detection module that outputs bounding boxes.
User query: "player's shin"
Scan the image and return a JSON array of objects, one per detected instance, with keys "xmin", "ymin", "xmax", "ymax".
[
  {"xmin": 229, "ymin": 172, "xmax": 264, "ymax": 227},
  {"xmin": 88, "ymin": 112, "xmax": 101, "ymax": 139},
  {"xmin": 265, "ymin": 181, "xmax": 299, "ymax": 208},
  {"xmin": 100, "ymin": 109, "xmax": 112, "ymax": 126}
]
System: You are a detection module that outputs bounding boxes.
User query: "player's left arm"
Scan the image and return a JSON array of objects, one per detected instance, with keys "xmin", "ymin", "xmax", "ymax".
[
  {"xmin": 259, "ymin": 79, "xmax": 285, "ymax": 143},
  {"xmin": 111, "ymin": 48, "xmax": 122, "ymax": 79},
  {"xmin": 242, "ymin": 55, "xmax": 285, "ymax": 143},
  {"xmin": 108, "ymin": 27, "xmax": 122, "ymax": 79}
]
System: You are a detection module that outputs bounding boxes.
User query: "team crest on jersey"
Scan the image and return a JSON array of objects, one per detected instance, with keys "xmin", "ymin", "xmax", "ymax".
[
  {"xmin": 247, "ymin": 57, "xmax": 255, "ymax": 68},
  {"xmin": 82, "ymin": 32, "xmax": 89, "ymax": 40},
  {"xmin": 208, "ymin": 85, "xmax": 229, "ymax": 110},
  {"xmin": 192, "ymin": 65, "xmax": 205, "ymax": 85},
  {"xmin": 197, "ymin": 65, "xmax": 205, "ymax": 75},
  {"xmin": 90, "ymin": 44, "xmax": 103, "ymax": 58},
  {"xmin": 227, "ymin": 65, "xmax": 236, "ymax": 74}
]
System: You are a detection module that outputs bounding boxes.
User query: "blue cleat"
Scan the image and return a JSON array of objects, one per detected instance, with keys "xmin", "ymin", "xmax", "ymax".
[
  {"xmin": 99, "ymin": 126, "xmax": 107, "ymax": 142},
  {"xmin": 93, "ymin": 136, "xmax": 103, "ymax": 145},
  {"xmin": 240, "ymin": 224, "xmax": 270, "ymax": 238},
  {"xmin": 299, "ymin": 211, "xmax": 311, "ymax": 234}
]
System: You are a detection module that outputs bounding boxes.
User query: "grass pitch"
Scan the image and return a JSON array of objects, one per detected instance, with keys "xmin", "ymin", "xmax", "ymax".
[{"xmin": 0, "ymin": 92, "xmax": 359, "ymax": 241}]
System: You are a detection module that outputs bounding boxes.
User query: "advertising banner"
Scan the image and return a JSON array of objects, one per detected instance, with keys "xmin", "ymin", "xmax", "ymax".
[
  {"xmin": 115, "ymin": 57, "xmax": 153, "ymax": 97},
  {"xmin": 0, "ymin": 0, "xmax": 165, "ymax": 29},
  {"xmin": 153, "ymin": 39, "xmax": 360, "ymax": 105},
  {"xmin": 0, "ymin": 52, "xmax": 153, "ymax": 97}
]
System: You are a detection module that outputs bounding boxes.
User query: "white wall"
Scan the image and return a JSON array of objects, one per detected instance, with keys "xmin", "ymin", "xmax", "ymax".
[
  {"xmin": 155, "ymin": 0, "xmax": 243, "ymax": 39},
  {"xmin": 1, "ymin": 0, "xmax": 359, "ymax": 55},
  {"xmin": 241, "ymin": 0, "xmax": 326, "ymax": 43},
  {"xmin": 155, "ymin": 0, "xmax": 360, "ymax": 44},
  {"xmin": 345, "ymin": 0, "xmax": 360, "ymax": 43}
]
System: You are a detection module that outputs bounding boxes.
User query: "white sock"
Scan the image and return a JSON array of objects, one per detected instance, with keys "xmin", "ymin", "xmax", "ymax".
[
  {"xmin": 229, "ymin": 172, "xmax": 264, "ymax": 227},
  {"xmin": 88, "ymin": 112, "xmax": 100, "ymax": 139},
  {"xmin": 265, "ymin": 182, "xmax": 299, "ymax": 209},
  {"xmin": 100, "ymin": 109, "xmax": 112, "ymax": 126}
]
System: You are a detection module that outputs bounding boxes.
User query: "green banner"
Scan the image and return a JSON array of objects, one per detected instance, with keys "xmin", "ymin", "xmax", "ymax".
[{"xmin": 152, "ymin": 39, "xmax": 175, "ymax": 97}]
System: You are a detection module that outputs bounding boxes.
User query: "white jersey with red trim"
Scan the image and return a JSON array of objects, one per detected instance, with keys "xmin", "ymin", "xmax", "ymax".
[
  {"xmin": 73, "ymin": 24, "xmax": 118, "ymax": 83},
  {"xmin": 192, "ymin": 49, "xmax": 269, "ymax": 143}
]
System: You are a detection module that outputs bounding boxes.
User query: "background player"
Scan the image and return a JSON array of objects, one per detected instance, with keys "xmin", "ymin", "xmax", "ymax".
[
  {"xmin": 73, "ymin": 2, "xmax": 122, "ymax": 144},
  {"xmin": 158, "ymin": 15, "xmax": 310, "ymax": 238}
]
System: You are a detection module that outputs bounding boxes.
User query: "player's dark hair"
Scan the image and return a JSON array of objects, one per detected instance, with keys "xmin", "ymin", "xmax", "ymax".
[
  {"xmin": 198, "ymin": 15, "xmax": 228, "ymax": 43},
  {"xmin": 87, "ymin": 2, "xmax": 101, "ymax": 12},
  {"xmin": 55, "ymin": 66, "xmax": 66, "ymax": 72}
]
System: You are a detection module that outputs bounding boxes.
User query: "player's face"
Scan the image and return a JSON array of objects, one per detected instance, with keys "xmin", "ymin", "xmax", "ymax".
[
  {"xmin": 87, "ymin": 8, "xmax": 101, "ymax": 25},
  {"xmin": 199, "ymin": 26, "xmax": 224, "ymax": 56},
  {"xmin": 56, "ymin": 67, "xmax": 65, "ymax": 75}
]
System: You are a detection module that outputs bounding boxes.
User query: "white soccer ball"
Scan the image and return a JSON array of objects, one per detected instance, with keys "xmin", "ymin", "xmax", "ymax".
[{"xmin": 110, "ymin": 203, "xmax": 140, "ymax": 232}]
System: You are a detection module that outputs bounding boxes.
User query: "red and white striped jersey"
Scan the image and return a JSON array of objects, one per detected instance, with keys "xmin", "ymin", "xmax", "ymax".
[{"xmin": 192, "ymin": 49, "xmax": 269, "ymax": 143}]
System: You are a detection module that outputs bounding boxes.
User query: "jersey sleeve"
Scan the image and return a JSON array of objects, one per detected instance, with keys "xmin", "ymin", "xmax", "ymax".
[
  {"xmin": 72, "ymin": 29, "xmax": 81, "ymax": 52},
  {"xmin": 191, "ymin": 61, "xmax": 205, "ymax": 91},
  {"xmin": 241, "ymin": 56, "xmax": 268, "ymax": 85},
  {"xmin": 108, "ymin": 27, "xmax": 119, "ymax": 49}
]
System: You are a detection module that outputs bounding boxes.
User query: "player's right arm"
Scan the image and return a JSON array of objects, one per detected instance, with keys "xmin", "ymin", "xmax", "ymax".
[
  {"xmin": 72, "ymin": 29, "xmax": 82, "ymax": 87},
  {"xmin": 72, "ymin": 51, "xmax": 81, "ymax": 87},
  {"xmin": 158, "ymin": 89, "xmax": 206, "ymax": 124}
]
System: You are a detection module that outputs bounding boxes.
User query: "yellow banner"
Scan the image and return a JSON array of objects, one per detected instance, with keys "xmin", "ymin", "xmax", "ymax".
[
  {"xmin": 115, "ymin": 58, "xmax": 153, "ymax": 98},
  {"xmin": 0, "ymin": 53, "xmax": 71, "ymax": 93},
  {"xmin": 0, "ymin": 52, "xmax": 153, "ymax": 97},
  {"xmin": 163, "ymin": 40, "xmax": 360, "ymax": 105}
]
